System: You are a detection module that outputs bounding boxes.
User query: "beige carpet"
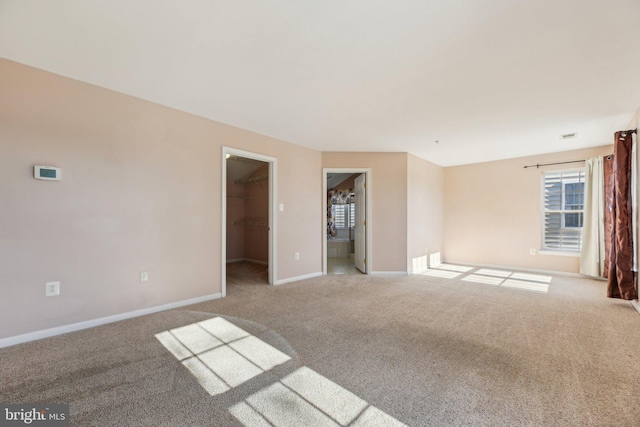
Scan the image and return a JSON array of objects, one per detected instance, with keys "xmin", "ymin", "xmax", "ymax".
[{"xmin": 1, "ymin": 265, "xmax": 640, "ymax": 426}]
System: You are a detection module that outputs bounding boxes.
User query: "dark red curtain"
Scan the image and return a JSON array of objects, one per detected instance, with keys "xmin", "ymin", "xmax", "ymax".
[
  {"xmin": 606, "ymin": 131, "xmax": 637, "ymax": 299},
  {"xmin": 603, "ymin": 156, "xmax": 614, "ymax": 279}
]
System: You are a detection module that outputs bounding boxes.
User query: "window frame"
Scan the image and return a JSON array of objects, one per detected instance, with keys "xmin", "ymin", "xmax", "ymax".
[{"xmin": 540, "ymin": 168, "xmax": 585, "ymax": 253}]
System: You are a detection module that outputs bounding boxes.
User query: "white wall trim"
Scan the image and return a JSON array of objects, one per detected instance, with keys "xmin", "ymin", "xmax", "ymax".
[
  {"xmin": 274, "ymin": 272, "xmax": 323, "ymax": 285},
  {"xmin": 0, "ymin": 293, "xmax": 222, "ymax": 349},
  {"xmin": 631, "ymin": 300, "xmax": 640, "ymax": 315},
  {"xmin": 371, "ymin": 271, "xmax": 409, "ymax": 277}
]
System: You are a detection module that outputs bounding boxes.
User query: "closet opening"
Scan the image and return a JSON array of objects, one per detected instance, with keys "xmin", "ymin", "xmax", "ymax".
[{"xmin": 222, "ymin": 148, "xmax": 277, "ymax": 297}]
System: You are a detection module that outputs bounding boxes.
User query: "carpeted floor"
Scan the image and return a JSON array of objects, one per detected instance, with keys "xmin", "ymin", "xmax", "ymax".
[{"xmin": 1, "ymin": 264, "xmax": 639, "ymax": 426}]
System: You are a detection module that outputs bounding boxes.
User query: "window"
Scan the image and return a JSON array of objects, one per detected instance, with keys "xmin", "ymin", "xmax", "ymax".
[
  {"xmin": 349, "ymin": 201, "xmax": 355, "ymax": 228},
  {"xmin": 333, "ymin": 194, "xmax": 356, "ymax": 229},
  {"xmin": 542, "ymin": 170, "xmax": 585, "ymax": 251},
  {"xmin": 333, "ymin": 205, "xmax": 346, "ymax": 228}
]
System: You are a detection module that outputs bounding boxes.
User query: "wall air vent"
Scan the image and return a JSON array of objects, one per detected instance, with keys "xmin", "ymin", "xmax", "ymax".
[{"xmin": 560, "ymin": 132, "xmax": 577, "ymax": 140}]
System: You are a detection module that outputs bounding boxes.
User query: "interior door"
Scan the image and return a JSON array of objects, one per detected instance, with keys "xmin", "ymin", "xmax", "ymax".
[{"xmin": 354, "ymin": 174, "xmax": 366, "ymax": 273}]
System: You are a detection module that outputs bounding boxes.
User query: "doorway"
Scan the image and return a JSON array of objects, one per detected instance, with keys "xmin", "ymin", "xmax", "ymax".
[
  {"xmin": 222, "ymin": 147, "xmax": 277, "ymax": 297},
  {"xmin": 323, "ymin": 168, "xmax": 372, "ymax": 275}
]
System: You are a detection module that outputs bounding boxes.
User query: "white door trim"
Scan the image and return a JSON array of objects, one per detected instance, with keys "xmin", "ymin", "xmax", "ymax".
[
  {"xmin": 322, "ymin": 168, "xmax": 372, "ymax": 275},
  {"xmin": 222, "ymin": 147, "xmax": 277, "ymax": 297}
]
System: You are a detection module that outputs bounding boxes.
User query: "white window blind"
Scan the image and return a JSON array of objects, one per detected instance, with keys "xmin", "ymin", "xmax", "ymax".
[
  {"xmin": 333, "ymin": 205, "xmax": 346, "ymax": 228},
  {"xmin": 542, "ymin": 170, "xmax": 585, "ymax": 251},
  {"xmin": 350, "ymin": 202, "xmax": 355, "ymax": 228}
]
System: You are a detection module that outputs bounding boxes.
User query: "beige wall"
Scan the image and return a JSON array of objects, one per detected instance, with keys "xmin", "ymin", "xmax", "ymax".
[
  {"xmin": 322, "ymin": 152, "xmax": 408, "ymax": 273},
  {"xmin": 407, "ymin": 154, "xmax": 444, "ymax": 273},
  {"xmin": 443, "ymin": 145, "xmax": 613, "ymax": 273},
  {"xmin": 0, "ymin": 59, "xmax": 322, "ymax": 339}
]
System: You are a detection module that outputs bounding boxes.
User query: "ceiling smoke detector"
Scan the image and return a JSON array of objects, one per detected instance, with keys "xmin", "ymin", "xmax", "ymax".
[{"xmin": 560, "ymin": 132, "xmax": 578, "ymax": 140}]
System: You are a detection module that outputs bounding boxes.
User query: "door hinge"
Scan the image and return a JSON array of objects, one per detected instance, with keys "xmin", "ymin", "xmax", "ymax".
[
  {"xmin": 364, "ymin": 258, "xmax": 366, "ymax": 264},
  {"xmin": 364, "ymin": 220, "xmax": 366, "ymax": 226}
]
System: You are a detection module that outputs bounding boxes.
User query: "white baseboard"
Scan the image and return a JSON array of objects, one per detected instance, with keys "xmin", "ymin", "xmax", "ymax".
[
  {"xmin": 0, "ymin": 293, "xmax": 222, "ymax": 349},
  {"xmin": 371, "ymin": 271, "xmax": 409, "ymax": 277},
  {"xmin": 275, "ymin": 272, "xmax": 323, "ymax": 285},
  {"xmin": 631, "ymin": 300, "xmax": 640, "ymax": 315}
]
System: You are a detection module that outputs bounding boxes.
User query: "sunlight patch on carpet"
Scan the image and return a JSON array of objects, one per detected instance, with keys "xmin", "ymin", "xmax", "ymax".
[
  {"xmin": 230, "ymin": 367, "xmax": 407, "ymax": 427},
  {"xmin": 435, "ymin": 264, "xmax": 474, "ymax": 272},
  {"xmin": 462, "ymin": 274, "xmax": 504, "ymax": 286},
  {"xmin": 420, "ymin": 266, "xmax": 552, "ymax": 293},
  {"xmin": 155, "ymin": 317, "xmax": 291, "ymax": 396},
  {"xmin": 502, "ymin": 279, "xmax": 549, "ymax": 293},
  {"xmin": 421, "ymin": 269, "xmax": 462, "ymax": 279},
  {"xmin": 510, "ymin": 272, "xmax": 552, "ymax": 283},
  {"xmin": 472, "ymin": 270, "xmax": 551, "ymax": 293},
  {"xmin": 475, "ymin": 268, "xmax": 513, "ymax": 278}
]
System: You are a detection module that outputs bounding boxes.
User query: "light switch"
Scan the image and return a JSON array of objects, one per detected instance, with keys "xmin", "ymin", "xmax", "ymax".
[{"xmin": 279, "ymin": 204, "xmax": 284, "ymax": 212}]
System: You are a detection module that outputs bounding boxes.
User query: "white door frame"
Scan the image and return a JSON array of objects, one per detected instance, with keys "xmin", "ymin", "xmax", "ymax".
[
  {"xmin": 323, "ymin": 168, "xmax": 372, "ymax": 275},
  {"xmin": 222, "ymin": 147, "xmax": 277, "ymax": 297}
]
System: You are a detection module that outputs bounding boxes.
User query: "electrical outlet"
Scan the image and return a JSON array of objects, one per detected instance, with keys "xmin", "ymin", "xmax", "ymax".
[
  {"xmin": 140, "ymin": 272, "xmax": 149, "ymax": 283},
  {"xmin": 46, "ymin": 281, "xmax": 60, "ymax": 297},
  {"xmin": 295, "ymin": 252, "xmax": 300, "ymax": 261},
  {"xmin": 529, "ymin": 249, "xmax": 537, "ymax": 255}
]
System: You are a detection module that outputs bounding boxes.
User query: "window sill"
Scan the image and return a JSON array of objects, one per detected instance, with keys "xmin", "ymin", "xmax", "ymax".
[{"xmin": 538, "ymin": 250, "xmax": 580, "ymax": 258}]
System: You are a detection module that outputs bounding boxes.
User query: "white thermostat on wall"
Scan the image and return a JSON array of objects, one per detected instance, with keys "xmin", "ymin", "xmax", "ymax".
[{"xmin": 34, "ymin": 165, "xmax": 62, "ymax": 181}]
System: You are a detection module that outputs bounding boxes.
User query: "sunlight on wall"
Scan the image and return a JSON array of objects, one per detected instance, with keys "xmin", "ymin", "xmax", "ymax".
[
  {"xmin": 229, "ymin": 366, "xmax": 407, "ymax": 427},
  {"xmin": 412, "ymin": 255, "xmax": 428, "ymax": 274},
  {"xmin": 155, "ymin": 317, "xmax": 291, "ymax": 396},
  {"xmin": 429, "ymin": 252, "xmax": 441, "ymax": 267}
]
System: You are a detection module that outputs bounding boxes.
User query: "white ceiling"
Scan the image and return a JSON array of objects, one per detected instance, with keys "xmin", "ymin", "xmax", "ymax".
[{"xmin": 1, "ymin": 0, "xmax": 639, "ymax": 166}]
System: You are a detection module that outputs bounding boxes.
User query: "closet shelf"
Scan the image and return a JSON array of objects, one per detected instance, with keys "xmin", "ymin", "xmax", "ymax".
[
  {"xmin": 234, "ymin": 217, "xmax": 268, "ymax": 226},
  {"xmin": 235, "ymin": 175, "xmax": 268, "ymax": 185}
]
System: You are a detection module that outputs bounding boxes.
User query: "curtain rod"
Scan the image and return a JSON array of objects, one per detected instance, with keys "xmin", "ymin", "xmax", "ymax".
[
  {"xmin": 523, "ymin": 159, "xmax": 585, "ymax": 169},
  {"xmin": 524, "ymin": 129, "xmax": 635, "ymax": 169}
]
